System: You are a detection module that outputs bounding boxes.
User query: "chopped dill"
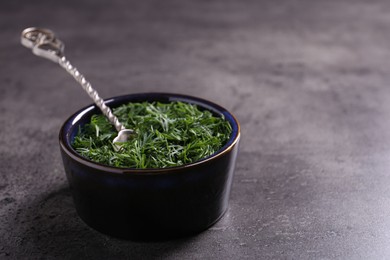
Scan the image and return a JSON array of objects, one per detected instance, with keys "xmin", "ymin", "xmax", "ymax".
[{"xmin": 72, "ymin": 101, "xmax": 232, "ymax": 169}]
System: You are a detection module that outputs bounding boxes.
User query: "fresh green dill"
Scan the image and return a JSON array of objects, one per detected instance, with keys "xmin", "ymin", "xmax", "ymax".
[{"xmin": 72, "ymin": 101, "xmax": 232, "ymax": 169}]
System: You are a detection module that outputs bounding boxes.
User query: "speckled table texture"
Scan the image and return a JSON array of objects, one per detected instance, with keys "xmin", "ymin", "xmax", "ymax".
[{"xmin": 2, "ymin": 0, "xmax": 390, "ymax": 259}]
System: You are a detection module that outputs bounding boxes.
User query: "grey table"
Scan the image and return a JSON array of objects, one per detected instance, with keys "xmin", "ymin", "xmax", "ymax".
[{"xmin": 1, "ymin": 0, "xmax": 390, "ymax": 259}]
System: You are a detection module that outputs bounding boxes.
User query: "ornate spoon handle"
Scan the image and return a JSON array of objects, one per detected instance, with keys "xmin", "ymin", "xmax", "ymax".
[
  {"xmin": 58, "ymin": 56, "xmax": 125, "ymax": 132},
  {"xmin": 21, "ymin": 27, "xmax": 126, "ymax": 132}
]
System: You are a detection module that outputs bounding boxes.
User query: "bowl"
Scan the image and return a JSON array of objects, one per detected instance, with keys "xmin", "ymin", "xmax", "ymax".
[{"xmin": 59, "ymin": 92, "xmax": 241, "ymax": 240}]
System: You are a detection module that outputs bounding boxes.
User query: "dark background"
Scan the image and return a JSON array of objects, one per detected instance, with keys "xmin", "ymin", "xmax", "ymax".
[{"xmin": 1, "ymin": 0, "xmax": 390, "ymax": 258}]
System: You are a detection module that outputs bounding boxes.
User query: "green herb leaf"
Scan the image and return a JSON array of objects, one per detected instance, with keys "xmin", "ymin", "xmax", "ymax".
[{"xmin": 72, "ymin": 101, "xmax": 232, "ymax": 169}]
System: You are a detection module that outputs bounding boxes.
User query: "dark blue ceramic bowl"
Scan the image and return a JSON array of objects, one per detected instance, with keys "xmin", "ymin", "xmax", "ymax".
[{"xmin": 59, "ymin": 93, "xmax": 240, "ymax": 240}]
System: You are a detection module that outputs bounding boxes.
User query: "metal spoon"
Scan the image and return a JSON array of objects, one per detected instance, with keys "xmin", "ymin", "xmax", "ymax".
[{"xmin": 21, "ymin": 27, "xmax": 134, "ymax": 150}]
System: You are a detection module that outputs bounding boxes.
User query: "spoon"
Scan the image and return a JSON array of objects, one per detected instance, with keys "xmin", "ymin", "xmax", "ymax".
[{"xmin": 21, "ymin": 27, "xmax": 134, "ymax": 150}]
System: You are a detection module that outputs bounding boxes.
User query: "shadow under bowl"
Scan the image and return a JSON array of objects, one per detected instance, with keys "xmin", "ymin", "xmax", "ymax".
[{"xmin": 59, "ymin": 92, "xmax": 241, "ymax": 240}]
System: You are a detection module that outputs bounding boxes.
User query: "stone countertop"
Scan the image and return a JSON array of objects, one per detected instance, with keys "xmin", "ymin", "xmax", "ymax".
[{"xmin": 1, "ymin": 0, "xmax": 390, "ymax": 259}]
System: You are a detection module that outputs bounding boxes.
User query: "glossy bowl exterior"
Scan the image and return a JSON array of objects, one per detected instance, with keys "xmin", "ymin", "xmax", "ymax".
[{"xmin": 59, "ymin": 93, "xmax": 240, "ymax": 240}]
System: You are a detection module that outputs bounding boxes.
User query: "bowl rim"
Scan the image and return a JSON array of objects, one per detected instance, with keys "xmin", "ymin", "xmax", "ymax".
[{"xmin": 59, "ymin": 92, "xmax": 241, "ymax": 175}]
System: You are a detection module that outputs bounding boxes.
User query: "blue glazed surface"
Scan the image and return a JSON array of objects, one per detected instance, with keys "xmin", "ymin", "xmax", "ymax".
[{"xmin": 59, "ymin": 92, "xmax": 240, "ymax": 240}]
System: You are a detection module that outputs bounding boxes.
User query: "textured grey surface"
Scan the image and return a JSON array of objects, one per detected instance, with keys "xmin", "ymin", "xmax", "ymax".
[{"xmin": 2, "ymin": 0, "xmax": 390, "ymax": 259}]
